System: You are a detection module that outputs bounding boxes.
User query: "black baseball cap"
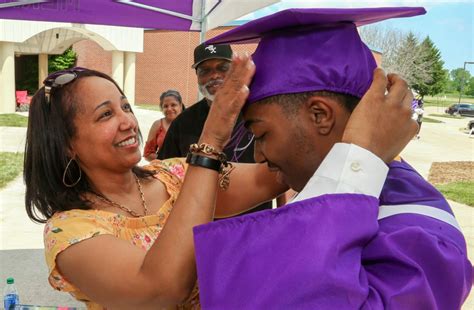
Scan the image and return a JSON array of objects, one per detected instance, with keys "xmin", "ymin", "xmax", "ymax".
[{"xmin": 192, "ymin": 43, "xmax": 233, "ymax": 69}]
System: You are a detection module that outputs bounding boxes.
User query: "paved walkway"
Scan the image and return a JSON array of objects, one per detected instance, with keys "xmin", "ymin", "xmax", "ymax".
[{"xmin": 0, "ymin": 107, "xmax": 472, "ymax": 307}]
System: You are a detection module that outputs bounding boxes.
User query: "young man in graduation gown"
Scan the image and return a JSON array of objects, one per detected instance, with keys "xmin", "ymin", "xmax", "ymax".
[{"xmin": 192, "ymin": 7, "xmax": 472, "ymax": 309}]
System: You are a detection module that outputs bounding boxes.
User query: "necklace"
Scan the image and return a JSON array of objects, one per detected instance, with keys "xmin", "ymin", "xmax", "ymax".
[{"xmin": 92, "ymin": 174, "xmax": 149, "ymax": 217}]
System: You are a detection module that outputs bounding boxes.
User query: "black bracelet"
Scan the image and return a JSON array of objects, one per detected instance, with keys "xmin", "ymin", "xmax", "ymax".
[{"xmin": 186, "ymin": 153, "xmax": 221, "ymax": 172}]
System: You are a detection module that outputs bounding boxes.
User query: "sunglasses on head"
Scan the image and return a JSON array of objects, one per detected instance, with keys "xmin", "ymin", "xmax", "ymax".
[{"xmin": 43, "ymin": 67, "xmax": 87, "ymax": 105}]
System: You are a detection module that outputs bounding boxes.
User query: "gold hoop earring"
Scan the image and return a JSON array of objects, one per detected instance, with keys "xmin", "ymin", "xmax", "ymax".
[{"xmin": 63, "ymin": 157, "xmax": 82, "ymax": 187}]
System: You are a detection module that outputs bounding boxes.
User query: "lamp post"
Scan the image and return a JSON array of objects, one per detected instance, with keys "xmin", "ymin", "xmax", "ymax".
[{"xmin": 458, "ymin": 61, "xmax": 474, "ymax": 104}]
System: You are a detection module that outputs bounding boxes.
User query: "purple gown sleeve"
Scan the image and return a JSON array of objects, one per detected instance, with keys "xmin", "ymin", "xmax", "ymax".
[
  {"xmin": 193, "ymin": 191, "xmax": 472, "ymax": 309},
  {"xmin": 362, "ymin": 214, "xmax": 471, "ymax": 309}
]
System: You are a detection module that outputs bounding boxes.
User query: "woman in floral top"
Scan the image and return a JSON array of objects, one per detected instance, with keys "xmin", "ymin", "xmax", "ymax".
[{"xmin": 25, "ymin": 61, "xmax": 286, "ymax": 309}]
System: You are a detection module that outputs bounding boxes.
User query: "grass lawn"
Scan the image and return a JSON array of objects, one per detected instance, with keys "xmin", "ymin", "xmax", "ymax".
[
  {"xmin": 0, "ymin": 152, "xmax": 23, "ymax": 189},
  {"xmin": 424, "ymin": 95, "xmax": 474, "ymax": 107},
  {"xmin": 422, "ymin": 117, "xmax": 443, "ymax": 123},
  {"xmin": 435, "ymin": 181, "xmax": 474, "ymax": 207},
  {"xmin": 428, "ymin": 113, "xmax": 464, "ymax": 119},
  {"xmin": 0, "ymin": 114, "xmax": 28, "ymax": 127},
  {"xmin": 135, "ymin": 103, "xmax": 162, "ymax": 112}
]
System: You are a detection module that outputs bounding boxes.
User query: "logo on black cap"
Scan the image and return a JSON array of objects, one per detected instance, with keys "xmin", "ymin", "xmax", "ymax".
[
  {"xmin": 205, "ymin": 45, "xmax": 217, "ymax": 54},
  {"xmin": 192, "ymin": 43, "xmax": 233, "ymax": 69}
]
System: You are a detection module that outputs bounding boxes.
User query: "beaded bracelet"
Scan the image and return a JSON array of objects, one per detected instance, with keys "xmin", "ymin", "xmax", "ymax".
[{"xmin": 189, "ymin": 143, "xmax": 227, "ymax": 162}]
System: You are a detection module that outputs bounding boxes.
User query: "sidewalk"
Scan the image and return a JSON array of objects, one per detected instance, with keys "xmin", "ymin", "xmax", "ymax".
[{"xmin": 0, "ymin": 107, "xmax": 473, "ymax": 307}]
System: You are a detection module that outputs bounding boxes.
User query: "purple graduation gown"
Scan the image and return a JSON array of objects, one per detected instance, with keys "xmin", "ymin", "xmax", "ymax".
[{"xmin": 193, "ymin": 160, "xmax": 472, "ymax": 309}]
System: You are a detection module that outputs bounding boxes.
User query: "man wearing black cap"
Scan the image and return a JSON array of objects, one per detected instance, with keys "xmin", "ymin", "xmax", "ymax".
[{"xmin": 158, "ymin": 42, "xmax": 272, "ymax": 215}]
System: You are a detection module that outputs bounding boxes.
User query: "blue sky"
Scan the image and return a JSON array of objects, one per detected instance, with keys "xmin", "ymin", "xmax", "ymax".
[{"xmin": 238, "ymin": 0, "xmax": 473, "ymax": 75}]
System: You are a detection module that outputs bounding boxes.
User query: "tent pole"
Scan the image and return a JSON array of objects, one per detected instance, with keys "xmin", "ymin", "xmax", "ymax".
[
  {"xmin": 197, "ymin": 0, "xmax": 206, "ymax": 100},
  {"xmin": 199, "ymin": 0, "xmax": 207, "ymax": 43}
]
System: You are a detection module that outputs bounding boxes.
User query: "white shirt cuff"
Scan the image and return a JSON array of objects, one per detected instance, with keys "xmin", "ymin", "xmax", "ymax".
[{"xmin": 292, "ymin": 143, "xmax": 388, "ymax": 203}]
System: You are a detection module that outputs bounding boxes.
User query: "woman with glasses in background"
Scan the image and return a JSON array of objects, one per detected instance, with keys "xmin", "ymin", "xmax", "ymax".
[
  {"xmin": 24, "ymin": 58, "xmax": 286, "ymax": 309},
  {"xmin": 144, "ymin": 90, "xmax": 185, "ymax": 161}
]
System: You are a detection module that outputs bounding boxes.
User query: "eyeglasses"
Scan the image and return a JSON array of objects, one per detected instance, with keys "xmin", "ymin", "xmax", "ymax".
[
  {"xmin": 43, "ymin": 67, "xmax": 87, "ymax": 105},
  {"xmin": 196, "ymin": 61, "xmax": 231, "ymax": 78}
]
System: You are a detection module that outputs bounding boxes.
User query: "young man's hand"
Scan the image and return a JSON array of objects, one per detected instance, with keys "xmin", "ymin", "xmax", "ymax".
[{"xmin": 342, "ymin": 68, "xmax": 418, "ymax": 163}]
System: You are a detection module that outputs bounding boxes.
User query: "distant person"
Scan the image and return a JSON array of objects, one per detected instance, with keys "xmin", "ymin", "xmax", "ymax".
[
  {"xmin": 143, "ymin": 90, "xmax": 184, "ymax": 161},
  {"xmin": 412, "ymin": 97, "xmax": 424, "ymax": 139},
  {"xmin": 158, "ymin": 42, "xmax": 273, "ymax": 215}
]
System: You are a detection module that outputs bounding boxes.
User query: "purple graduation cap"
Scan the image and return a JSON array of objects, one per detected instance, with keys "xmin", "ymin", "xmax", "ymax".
[{"xmin": 207, "ymin": 7, "xmax": 426, "ymax": 104}]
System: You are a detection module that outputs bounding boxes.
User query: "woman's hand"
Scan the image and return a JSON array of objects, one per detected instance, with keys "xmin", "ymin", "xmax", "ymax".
[{"xmin": 200, "ymin": 54, "xmax": 255, "ymax": 150}]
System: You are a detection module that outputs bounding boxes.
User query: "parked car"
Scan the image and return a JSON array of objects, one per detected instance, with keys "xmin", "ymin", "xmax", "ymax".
[
  {"xmin": 468, "ymin": 119, "xmax": 474, "ymax": 130},
  {"xmin": 445, "ymin": 103, "xmax": 474, "ymax": 117}
]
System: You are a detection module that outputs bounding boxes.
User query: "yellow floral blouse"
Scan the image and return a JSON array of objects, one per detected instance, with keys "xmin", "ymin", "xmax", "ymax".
[{"xmin": 44, "ymin": 159, "xmax": 200, "ymax": 310}]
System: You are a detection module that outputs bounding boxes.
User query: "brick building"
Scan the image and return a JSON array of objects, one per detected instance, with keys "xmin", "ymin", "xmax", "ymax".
[{"xmin": 73, "ymin": 27, "xmax": 381, "ymax": 108}]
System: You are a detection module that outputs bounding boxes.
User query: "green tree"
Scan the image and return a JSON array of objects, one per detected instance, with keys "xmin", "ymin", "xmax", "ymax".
[
  {"xmin": 450, "ymin": 68, "xmax": 471, "ymax": 92},
  {"xmin": 411, "ymin": 36, "xmax": 447, "ymax": 98},
  {"xmin": 14, "ymin": 47, "xmax": 77, "ymax": 96},
  {"xmin": 359, "ymin": 28, "xmax": 449, "ymax": 98},
  {"xmin": 443, "ymin": 70, "xmax": 456, "ymax": 93},
  {"xmin": 48, "ymin": 47, "xmax": 77, "ymax": 73},
  {"xmin": 465, "ymin": 77, "xmax": 474, "ymax": 96},
  {"xmin": 392, "ymin": 32, "xmax": 421, "ymax": 86}
]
